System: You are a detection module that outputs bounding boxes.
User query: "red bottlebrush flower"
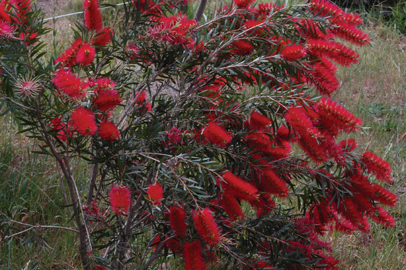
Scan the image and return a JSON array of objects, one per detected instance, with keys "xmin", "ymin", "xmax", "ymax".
[
  {"xmin": 19, "ymin": 32, "xmax": 38, "ymax": 46},
  {"xmin": 309, "ymin": 0, "xmax": 344, "ymax": 17},
  {"xmin": 55, "ymin": 38, "xmax": 83, "ymax": 67},
  {"xmin": 305, "ymin": 39, "xmax": 359, "ymax": 67},
  {"xmin": 256, "ymin": 169, "xmax": 289, "ymax": 197},
  {"xmin": 0, "ymin": 21, "xmax": 13, "ymax": 38},
  {"xmin": 362, "ymin": 151, "xmax": 393, "ymax": 183},
  {"xmin": 317, "ymin": 97, "xmax": 362, "ymax": 134},
  {"xmin": 183, "ymin": 241, "xmax": 206, "ymax": 270},
  {"xmin": 285, "ymin": 106, "xmax": 320, "ymax": 138},
  {"xmin": 76, "ymin": 43, "xmax": 96, "ymax": 66},
  {"xmin": 169, "ymin": 205, "xmax": 187, "ymax": 237},
  {"xmin": 368, "ymin": 206, "xmax": 395, "ymax": 228},
  {"xmin": 53, "ymin": 69, "xmax": 88, "ymax": 99},
  {"xmin": 234, "ymin": 0, "xmax": 255, "ymax": 9},
  {"xmin": 256, "ymin": 3, "xmax": 284, "ymax": 16},
  {"xmin": 298, "ymin": 134, "xmax": 328, "ymax": 163},
  {"xmin": 98, "ymin": 121, "xmax": 120, "ymax": 141},
  {"xmin": 318, "ymin": 56, "xmax": 337, "ymax": 72},
  {"xmin": 167, "ymin": 126, "xmax": 182, "ymax": 144},
  {"xmin": 276, "ymin": 125, "xmax": 294, "ymax": 141},
  {"xmin": 134, "ymin": 91, "xmax": 147, "ymax": 104},
  {"xmin": 280, "ymin": 44, "xmax": 306, "ymax": 61},
  {"xmin": 230, "ymin": 39, "xmax": 254, "ymax": 55},
  {"xmin": 245, "ymin": 20, "xmax": 265, "ymax": 36},
  {"xmin": 0, "ymin": 5, "xmax": 12, "ymax": 23},
  {"xmin": 343, "ymin": 13, "xmax": 363, "ymax": 25},
  {"xmin": 339, "ymin": 138, "xmax": 357, "ymax": 152},
  {"xmin": 220, "ymin": 192, "xmax": 244, "ymax": 221},
  {"xmin": 249, "ymin": 192, "xmax": 275, "ymax": 217},
  {"xmin": 248, "ymin": 112, "xmax": 272, "ymax": 131},
  {"xmin": 193, "ymin": 208, "xmax": 221, "ymax": 246},
  {"xmin": 220, "ymin": 171, "xmax": 258, "ymax": 201},
  {"xmin": 166, "ymin": 238, "xmax": 181, "ymax": 254},
  {"xmin": 332, "ymin": 19, "xmax": 369, "ymax": 46},
  {"xmin": 56, "ymin": 122, "xmax": 74, "ymax": 142},
  {"xmin": 50, "ymin": 117, "xmax": 61, "ymax": 131},
  {"xmin": 93, "ymin": 89, "xmax": 121, "ymax": 112},
  {"xmin": 147, "ymin": 182, "xmax": 163, "ymax": 205},
  {"xmin": 339, "ymin": 198, "xmax": 369, "ymax": 232},
  {"xmin": 71, "ymin": 107, "xmax": 97, "ymax": 136},
  {"xmin": 373, "ymin": 184, "xmax": 397, "ymax": 207},
  {"xmin": 294, "ymin": 19, "xmax": 334, "ymax": 40},
  {"xmin": 202, "ymin": 122, "xmax": 232, "ymax": 147},
  {"xmin": 83, "ymin": 0, "xmax": 103, "ymax": 31},
  {"xmin": 92, "ymin": 27, "xmax": 113, "ymax": 47},
  {"xmin": 91, "ymin": 266, "xmax": 106, "ymax": 270},
  {"xmin": 306, "ymin": 60, "xmax": 340, "ymax": 96},
  {"xmin": 109, "ymin": 185, "xmax": 131, "ymax": 215}
]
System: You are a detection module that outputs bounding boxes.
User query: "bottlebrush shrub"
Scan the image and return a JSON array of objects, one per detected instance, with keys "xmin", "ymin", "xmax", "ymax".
[{"xmin": 0, "ymin": 0, "xmax": 398, "ymax": 269}]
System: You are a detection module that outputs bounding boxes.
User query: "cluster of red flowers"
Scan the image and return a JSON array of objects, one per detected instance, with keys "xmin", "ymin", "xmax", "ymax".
[
  {"xmin": 0, "ymin": 0, "xmax": 35, "ymax": 40},
  {"xmin": 148, "ymin": 14, "xmax": 197, "ymax": 46},
  {"xmin": 147, "ymin": 182, "xmax": 164, "ymax": 205},
  {"xmin": 109, "ymin": 185, "xmax": 132, "ymax": 215}
]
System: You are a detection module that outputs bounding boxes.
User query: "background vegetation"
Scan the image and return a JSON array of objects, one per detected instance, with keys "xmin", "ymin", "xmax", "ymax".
[{"xmin": 1, "ymin": 0, "xmax": 405, "ymax": 269}]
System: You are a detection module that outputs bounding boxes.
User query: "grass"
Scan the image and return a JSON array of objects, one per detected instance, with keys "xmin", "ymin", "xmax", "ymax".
[
  {"xmin": 329, "ymin": 21, "xmax": 406, "ymax": 269},
  {"xmin": 2, "ymin": 1, "xmax": 406, "ymax": 269}
]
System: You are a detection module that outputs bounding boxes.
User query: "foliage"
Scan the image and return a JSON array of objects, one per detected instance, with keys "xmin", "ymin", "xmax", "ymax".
[{"xmin": 0, "ymin": 0, "xmax": 398, "ymax": 269}]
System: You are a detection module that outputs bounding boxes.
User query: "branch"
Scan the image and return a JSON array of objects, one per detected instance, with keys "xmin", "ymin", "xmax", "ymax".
[{"xmin": 194, "ymin": 0, "xmax": 208, "ymax": 22}]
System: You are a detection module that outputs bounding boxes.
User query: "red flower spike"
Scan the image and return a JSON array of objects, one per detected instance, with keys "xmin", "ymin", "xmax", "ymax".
[
  {"xmin": 245, "ymin": 20, "xmax": 265, "ymax": 36},
  {"xmin": 332, "ymin": 19, "xmax": 370, "ymax": 46},
  {"xmin": 231, "ymin": 39, "xmax": 254, "ymax": 55},
  {"xmin": 193, "ymin": 208, "xmax": 221, "ymax": 246},
  {"xmin": 285, "ymin": 106, "xmax": 320, "ymax": 138},
  {"xmin": 50, "ymin": 117, "xmax": 62, "ymax": 131},
  {"xmin": 339, "ymin": 138, "xmax": 358, "ymax": 152},
  {"xmin": 373, "ymin": 184, "xmax": 397, "ymax": 207},
  {"xmin": 53, "ymin": 69, "xmax": 88, "ymax": 99},
  {"xmin": 147, "ymin": 182, "xmax": 163, "ymax": 205},
  {"xmin": 166, "ymin": 238, "xmax": 181, "ymax": 254},
  {"xmin": 343, "ymin": 13, "xmax": 363, "ymax": 25},
  {"xmin": 169, "ymin": 205, "xmax": 187, "ymax": 237},
  {"xmin": 202, "ymin": 122, "xmax": 232, "ymax": 147},
  {"xmin": 55, "ymin": 38, "xmax": 83, "ymax": 67},
  {"xmin": 134, "ymin": 91, "xmax": 147, "ymax": 104},
  {"xmin": 305, "ymin": 39, "xmax": 359, "ymax": 66},
  {"xmin": 71, "ymin": 107, "xmax": 97, "ymax": 136},
  {"xmin": 92, "ymin": 27, "xmax": 113, "ymax": 47},
  {"xmin": 309, "ymin": 0, "xmax": 344, "ymax": 18},
  {"xmin": 220, "ymin": 192, "xmax": 244, "ymax": 221},
  {"xmin": 77, "ymin": 43, "xmax": 96, "ymax": 67},
  {"xmin": 83, "ymin": 0, "xmax": 103, "ymax": 31},
  {"xmin": 0, "ymin": 21, "xmax": 13, "ymax": 38},
  {"xmin": 109, "ymin": 185, "xmax": 131, "ymax": 215},
  {"xmin": 362, "ymin": 151, "xmax": 393, "ymax": 183},
  {"xmin": 248, "ymin": 112, "xmax": 272, "ymax": 131},
  {"xmin": 93, "ymin": 89, "xmax": 121, "ymax": 113},
  {"xmin": 367, "ymin": 206, "xmax": 395, "ymax": 228},
  {"xmin": 0, "ymin": 5, "xmax": 12, "ymax": 23},
  {"xmin": 281, "ymin": 44, "xmax": 306, "ymax": 61},
  {"xmin": 317, "ymin": 97, "xmax": 362, "ymax": 134},
  {"xmin": 234, "ymin": 0, "xmax": 255, "ymax": 9},
  {"xmin": 256, "ymin": 169, "xmax": 289, "ymax": 197},
  {"xmin": 98, "ymin": 121, "xmax": 120, "ymax": 141},
  {"xmin": 220, "ymin": 171, "xmax": 258, "ymax": 201},
  {"xmin": 183, "ymin": 241, "xmax": 206, "ymax": 270}
]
